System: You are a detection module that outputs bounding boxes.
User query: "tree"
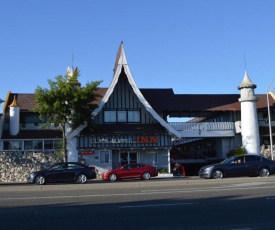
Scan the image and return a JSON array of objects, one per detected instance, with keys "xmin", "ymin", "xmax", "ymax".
[{"xmin": 33, "ymin": 67, "xmax": 102, "ymax": 161}]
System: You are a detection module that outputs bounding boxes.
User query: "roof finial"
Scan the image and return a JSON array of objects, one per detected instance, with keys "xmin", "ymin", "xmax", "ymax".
[
  {"xmin": 72, "ymin": 53, "xmax": 74, "ymax": 69},
  {"xmin": 244, "ymin": 53, "xmax": 247, "ymax": 72}
]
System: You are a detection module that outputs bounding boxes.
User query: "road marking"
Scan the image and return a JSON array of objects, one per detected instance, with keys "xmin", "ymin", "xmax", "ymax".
[
  {"xmin": 1, "ymin": 183, "xmax": 275, "ymax": 201},
  {"xmin": 142, "ymin": 182, "xmax": 275, "ymax": 193},
  {"xmin": 223, "ymin": 182, "xmax": 270, "ymax": 187},
  {"xmin": 119, "ymin": 202, "xmax": 195, "ymax": 208}
]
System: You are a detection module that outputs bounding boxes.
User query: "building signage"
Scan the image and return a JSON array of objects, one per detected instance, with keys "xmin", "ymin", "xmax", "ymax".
[
  {"xmin": 91, "ymin": 135, "xmax": 158, "ymax": 144},
  {"xmin": 136, "ymin": 136, "xmax": 158, "ymax": 144},
  {"xmin": 81, "ymin": 150, "xmax": 95, "ymax": 155},
  {"xmin": 91, "ymin": 139, "xmax": 132, "ymax": 144}
]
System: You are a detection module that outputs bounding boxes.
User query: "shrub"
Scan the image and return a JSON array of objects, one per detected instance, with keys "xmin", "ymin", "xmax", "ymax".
[
  {"xmin": 226, "ymin": 147, "xmax": 246, "ymax": 157},
  {"xmin": 158, "ymin": 168, "xmax": 168, "ymax": 173}
]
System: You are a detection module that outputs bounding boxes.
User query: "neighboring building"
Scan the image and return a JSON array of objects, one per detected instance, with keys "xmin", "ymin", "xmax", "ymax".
[
  {"xmin": 1, "ymin": 42, "xmax": 275, "ymax": 174},
  {"xmin": 0, "ymin": 92, "xmax": 63, "ymax": 154}
]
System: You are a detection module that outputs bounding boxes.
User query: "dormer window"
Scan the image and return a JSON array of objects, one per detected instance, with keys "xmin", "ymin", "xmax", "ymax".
[{"xmin": 104, "ymin": 109, "xmax": 140, "ymax": 123}]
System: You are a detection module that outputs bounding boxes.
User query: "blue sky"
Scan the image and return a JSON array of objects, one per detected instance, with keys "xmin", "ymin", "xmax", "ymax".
[{"xmin": 2, "ymin": 1, "xmax": 275, "ymax": 113}]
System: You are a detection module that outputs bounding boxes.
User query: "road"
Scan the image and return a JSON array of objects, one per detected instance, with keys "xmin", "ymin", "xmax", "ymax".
[{"xmin": 1, "ymin": 176, "xmax": 275, "ymax": 230}]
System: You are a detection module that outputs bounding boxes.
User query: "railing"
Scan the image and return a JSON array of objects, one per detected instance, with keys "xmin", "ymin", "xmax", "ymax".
[{"xmin": 169, "ymin": 122, "xmax": 235, "ymax": 132}]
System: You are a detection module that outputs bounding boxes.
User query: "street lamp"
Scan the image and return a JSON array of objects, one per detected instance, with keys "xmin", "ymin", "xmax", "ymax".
[
  {"xmin": 266, "ymin": 77, "xmax": 275, "ymax": 160},
  {"xmin": 0, "ymin": 98, "xmax": 4, "ymax": 117}
]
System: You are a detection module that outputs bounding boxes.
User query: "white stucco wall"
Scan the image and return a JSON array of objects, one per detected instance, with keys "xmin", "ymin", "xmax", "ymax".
[{"xmin": 240, "ymin": 101, "xmax": 260, "ymax": 154}]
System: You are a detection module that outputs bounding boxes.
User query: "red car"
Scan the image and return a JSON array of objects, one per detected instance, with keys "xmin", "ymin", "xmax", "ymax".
[{"xmin": 102, "ymin": 163, "xmax": 158, "ymax": 181}]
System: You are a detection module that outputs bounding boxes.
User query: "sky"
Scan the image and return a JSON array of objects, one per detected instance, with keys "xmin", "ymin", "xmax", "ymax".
[{"xmin": 2, "ymin": 0, "xmax": 275, "ymax": 114}]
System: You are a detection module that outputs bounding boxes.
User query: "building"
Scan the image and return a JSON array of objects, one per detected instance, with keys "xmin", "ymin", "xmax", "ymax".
[{"xmin": 1, "ymin": 42, "xmax": 275, "ymax": 175}]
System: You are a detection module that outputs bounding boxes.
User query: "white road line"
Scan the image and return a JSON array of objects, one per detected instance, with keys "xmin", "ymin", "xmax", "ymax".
[
  {"xmin": 1, "ymin": 184, "xmax": 275, "ymax": 201},
  {"xmin": 119, "ymin": 202, "xmax": 195, "ymax": 208}
]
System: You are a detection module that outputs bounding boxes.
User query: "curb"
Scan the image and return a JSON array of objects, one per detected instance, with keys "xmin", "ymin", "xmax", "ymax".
[{"xmin": 156, "ymin": 173, "xmax": 185, "ymax": 179}]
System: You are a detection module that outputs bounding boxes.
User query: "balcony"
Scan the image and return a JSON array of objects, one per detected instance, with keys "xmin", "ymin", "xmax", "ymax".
[{"xmin": 169, "ymin": 122, "xmax": 235, "ymax": 138}]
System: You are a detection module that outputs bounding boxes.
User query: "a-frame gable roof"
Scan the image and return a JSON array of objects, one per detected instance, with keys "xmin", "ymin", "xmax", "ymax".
[{"xmin": 92, "ymin": 42, "xmax": 182, "ymax": 137}]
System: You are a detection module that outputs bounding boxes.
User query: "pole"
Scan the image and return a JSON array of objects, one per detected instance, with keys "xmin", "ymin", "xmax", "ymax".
[{"xmin": 267, "ymin": 77, "xmax": 275, "ymax": 160}]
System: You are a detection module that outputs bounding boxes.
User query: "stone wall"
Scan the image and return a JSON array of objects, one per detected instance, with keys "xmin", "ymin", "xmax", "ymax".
[
  {"xmin": 0, "ymin": 146, "xmax": 274, "ymax": 182},
  {"xmin": 260, "ymin": 145, "xmax": 274, "ymax": 159},
  {"xmin": 0, "ymin": 151, "xmax": 58, "ymax": 182}
]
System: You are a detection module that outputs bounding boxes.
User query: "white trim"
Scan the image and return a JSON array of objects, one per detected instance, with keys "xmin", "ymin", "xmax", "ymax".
[{"xmin": 92, "ymin": 43, "xmax": 181, "ymax": 138}]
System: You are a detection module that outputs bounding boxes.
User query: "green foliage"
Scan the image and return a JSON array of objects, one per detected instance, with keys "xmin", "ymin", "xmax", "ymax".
[
  {"xmin": 226, "ymin": 146, "xmax": 247, "ymax": 157},
  {"xmin": 158, "ymin": 168, "xmax": 168, "ymax": 174},
  {"xmin": 33, "ymin": 67, "xmax": 102, "ymax": 161},
  {"xmin": 54, "ymin": 149, "xmax": 65, "ymax": 162}
]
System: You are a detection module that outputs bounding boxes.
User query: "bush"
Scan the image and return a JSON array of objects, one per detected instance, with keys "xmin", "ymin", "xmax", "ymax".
[
  {"xmin": 158, "ymin": 168, "xmax": 168, "ymax": 174},
  {"xmin": 226, "ymin": 147, "xmax": 246, "ymax": 157}
]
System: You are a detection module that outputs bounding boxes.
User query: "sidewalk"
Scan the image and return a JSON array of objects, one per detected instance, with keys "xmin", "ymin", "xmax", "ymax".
[{"xmin": 156, "ymin": 173, "xmax": 185, "ymax": 179}]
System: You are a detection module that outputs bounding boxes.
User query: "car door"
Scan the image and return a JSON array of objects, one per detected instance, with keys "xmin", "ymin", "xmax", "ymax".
[
  {"xmin": 225, "ymin": 156, "xmax": 246, "ymax": 177},
  {"xmin": 47, "ymin": 163, "xmax": 66, "ymax": 182},
  {"xmin": 130, "ymin": 163, "xmax": 142, "ymax": 178},
  {"xmin": 243, "ymin": 155, "xmax": 261, "ymax": 176},
  {"xmin": 60, "ymin": 163, "xmax": 79, "ymax": 181},
  {"xmin": 119, "ymin": 164, "xmax": 133, "ymax": 179}
]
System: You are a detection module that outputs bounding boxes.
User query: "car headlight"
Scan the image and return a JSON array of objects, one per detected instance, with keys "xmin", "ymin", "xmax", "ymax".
[
  {"xmin": 203, "ymin": 166, "xmax": 214, "ymax": 172},
  {"xmin": 29, "ymin": 173, "xmax": 35, "ymax": 179}
]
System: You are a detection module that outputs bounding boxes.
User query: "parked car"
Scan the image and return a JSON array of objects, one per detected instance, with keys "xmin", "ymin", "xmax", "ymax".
[
  {"xmin": 102, "ymin": 163, "xmax": 158, "ymax": 181},
  {"xmin": 198, "ymin": 154, "xmax": 275, "ymax": 179},
  {"xmin": 28, "ymin": 162, "xmax": 97, "ymax": 185}
]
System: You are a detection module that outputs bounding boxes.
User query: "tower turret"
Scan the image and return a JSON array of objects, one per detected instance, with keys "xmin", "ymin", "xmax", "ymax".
[
  {"xmin": 238, "ymin": 71, "xmax": 260, "ymax": 154},
  {"xmin": 9, "ymin": 95, "xmax": 20, "ymax": 136}
]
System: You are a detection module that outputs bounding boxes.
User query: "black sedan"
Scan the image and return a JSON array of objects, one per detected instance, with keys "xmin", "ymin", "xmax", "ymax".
[
  {"xmin": 198, "ymin": 154, "xmax": 275, "ymax": 179},
  {"xmin": 28, "ymin": 162, "xmax": 97, "ymax": 185}
]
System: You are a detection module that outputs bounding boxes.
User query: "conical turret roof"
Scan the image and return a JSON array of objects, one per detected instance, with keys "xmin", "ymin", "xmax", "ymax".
[{"xmin": 238, "ymin": 71, "xmax": 256, "ymax": 89}]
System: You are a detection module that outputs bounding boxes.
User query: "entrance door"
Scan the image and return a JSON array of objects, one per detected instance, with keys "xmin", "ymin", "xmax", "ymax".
[{"xmin": 120, "ymin": 152, "xmax": 137, "ymax": 166}]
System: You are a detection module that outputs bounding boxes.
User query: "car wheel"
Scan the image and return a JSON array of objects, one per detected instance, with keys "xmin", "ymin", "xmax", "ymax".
[
  {"xmin": 211, "ymin": 169, "xmax": 223, "ymax": 179},
  {"xmin": 258, "ymin": 167, "xmax": 270, "ymax": 177},
  {"xmin": 35, "ymin": 175, "xmax": 46, "ymax": 185},
  {"xmin": 77, "ymin": 174, "xmax": 88, "ymax": 183},
  {"xmin": 109, "ymin": 173, "xmax": 117, "ymax": 181},
  {"xmin": 142, "ymin": 172, "xmax": 151, "ymax": 180}
]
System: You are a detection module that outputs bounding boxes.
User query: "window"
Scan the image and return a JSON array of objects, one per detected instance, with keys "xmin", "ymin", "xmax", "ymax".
[
  {"xmin": 3, "ymin": 141, "xmax": 22, "ymax": 150},
  {"xmin": 145, "ymin": 152, "xmax": 158, "ymax": 163},
  {"xmin": 100, "ymin": 150, "xmax": 110, "ymax": 163},
  {"xmin": 33, "ymin": 140, "xmax": 43, "ymax": 150},
  {"xmin": 44, "ymin": 140, "xmax": 54, "ymax": 149},
  {"xmin": 117, "ymin": 111, "xmax": 127, "ymax": 122},
  {"xmin": 53, "ymin": 140, "xmax": 62, "ymax": 149},
  {"xmin": 104, "ymin": 111, "xmax": 116, "ymax": 122},
  {"xmin": 67, "ymin": 163, "xmax": 84, "ymax": 169},
  {"xmin": 245, "ymin": 155, "xmax": 260, "ymax": 162},
  {"xmin": 128, "ymin": 111, "xmax": 140, "ymax": 122},
  {"xmin": 24, "ymin": 141, "xmax": 33, "ymax": 150},
  {"xmin": 4, "ymin": 139, "xmax": 62, "ymax": 151},
  {"xmin": 104, "ymin": 109, "xmax": 141, "ymax": 123},
  {"xmin": 52, "ymin": 164, "xmax": 65, "ymax": 170}
]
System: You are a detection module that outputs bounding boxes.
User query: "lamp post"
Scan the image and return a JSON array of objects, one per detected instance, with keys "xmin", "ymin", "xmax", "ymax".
[
  {"xmin": 267, "ymin": 77, "xmax": 275, "ymax": 160},
  {"xmin": 0, "ymin": 98, "xmax": 4, "ymax": 117}
]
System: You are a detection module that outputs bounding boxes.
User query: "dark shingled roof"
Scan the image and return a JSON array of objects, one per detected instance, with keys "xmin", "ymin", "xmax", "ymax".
[
  {"xmin": 2, "ymin": 130, "xmax": 62, "ymax": 139},
  {"xmin": 5, "ymin": 90, "xmax": 274, "ymax": 113},
  {"xmin": 140, "ymin": 89, "xmax": 274, "ymax": 112}
]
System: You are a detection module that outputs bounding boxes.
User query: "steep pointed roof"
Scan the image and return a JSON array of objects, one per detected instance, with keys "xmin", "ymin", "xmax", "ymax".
[
  {"xmin": 92, "ymin": 42, "xmax": 182, "ymax": 137},
  {"xmin": 9, "ymin": 95, "xmax": 20, "ymax": 107},
  {"xmin": 238, "ymin": 71, "xmax": 257, "ymax": 89}
]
